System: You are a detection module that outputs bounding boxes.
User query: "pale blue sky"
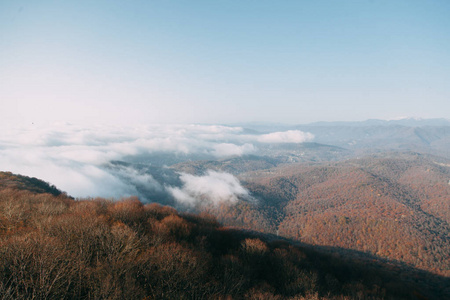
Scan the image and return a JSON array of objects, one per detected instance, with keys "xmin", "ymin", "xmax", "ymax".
[{"xmin": 1, "ymin": 0, "xmax": 449, "ymax": 126}]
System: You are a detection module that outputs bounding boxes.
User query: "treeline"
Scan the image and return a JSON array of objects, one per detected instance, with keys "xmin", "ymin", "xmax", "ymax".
[{"xmin": 0, "ymin": 183, "xmax": 446, "ymax": 299}]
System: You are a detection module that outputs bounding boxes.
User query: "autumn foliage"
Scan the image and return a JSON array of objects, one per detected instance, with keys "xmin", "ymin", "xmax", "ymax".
[
  {"xmin": 212, "ymin": 154, "xmax": 450, "ymax": 278},
  {"xmin": 0, "ymin": 172, "xmax": 448, "ymax": 299}
]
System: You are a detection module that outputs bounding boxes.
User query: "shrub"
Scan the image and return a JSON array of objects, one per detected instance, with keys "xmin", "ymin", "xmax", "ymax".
[{"xmin": 107, "ymin": 197, "xmax": 145, "ymax": 225}]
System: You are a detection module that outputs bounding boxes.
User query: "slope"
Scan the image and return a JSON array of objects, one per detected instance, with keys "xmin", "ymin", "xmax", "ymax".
[{"xmin": 1, "ymin": 172, "xmax": 448, "ymax": 299}]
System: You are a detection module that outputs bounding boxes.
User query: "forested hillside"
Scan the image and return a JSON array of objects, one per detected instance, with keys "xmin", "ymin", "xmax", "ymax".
[
  {"xmin": 1, "ymin": 172, "xmax": 448, "ymax": 299},
  {"xmin": 0, "ymin": 172, "xmax": 64, "ymax": 196},
  {"xmin": 202, "ymin": 153, "xmax": 450, "ymax": 278}
]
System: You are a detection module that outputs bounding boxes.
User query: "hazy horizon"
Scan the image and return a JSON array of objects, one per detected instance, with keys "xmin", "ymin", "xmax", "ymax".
[{"xmin": 2, "ymin": 1, "xmax": 449, "ymax": 198}]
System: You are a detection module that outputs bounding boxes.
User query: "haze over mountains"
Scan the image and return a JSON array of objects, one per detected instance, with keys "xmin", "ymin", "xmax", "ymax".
[
  {"xmin": 1, "ymin": 118, "xmax": 449, "ymax": 202},
  {"xmin": 240, "ymin": 118, "xmax": 450, "ymax": 159},
  {"xmin": 1, "ymin": 118, "xmax": 450, "ymax": 298}
]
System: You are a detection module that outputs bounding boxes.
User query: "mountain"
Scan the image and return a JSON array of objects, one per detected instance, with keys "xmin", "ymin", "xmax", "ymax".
[
  {"xmin": 234, "ymin": 118, "xmax": 450, "ymax": 131},
  {"xmin": 205, "ymin": 152, "xmax": 450, "ymax": 278},
  {"xmin": 0, "ymin": 174, "xmax": 448, "ymax": 299},
  {"xmin": 100, "ymin": 148, "xmax": 450, "ymax": 280},
  {"xmin": 293, "ymin": 120, "xmax": 450, "ymax": 158},
  {"xmin": 233, "ymin": 118, "xmax": 450, "ymax": 158},
  {"xmin": 173, "ymin": 143, "xmax": 353, "ymax": 176},
  {"xmin": 303, "ymin": 118, "xmax": 450, "ymax": 127}
]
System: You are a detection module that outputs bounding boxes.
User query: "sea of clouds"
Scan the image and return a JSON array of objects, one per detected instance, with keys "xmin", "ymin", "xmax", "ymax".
[{"xmin": 0, "ymin": 123, "xmax": 313, "ymax": 206}]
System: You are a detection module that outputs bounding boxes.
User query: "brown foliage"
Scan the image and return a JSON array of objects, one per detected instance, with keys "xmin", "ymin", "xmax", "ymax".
[
  {"xmin": 0, "ymin": 173, "xmax": 448, "ymax": 299},
  {"xmin": 238, "ymin": 155, "xmax": 450, "ymax": 277}
]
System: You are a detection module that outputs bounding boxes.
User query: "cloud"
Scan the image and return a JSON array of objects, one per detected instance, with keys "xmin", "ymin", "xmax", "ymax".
[
  {"xmin": 211, "ymin": 143, "xmax": 256, "ymax": 157},
  {"xmin": 0, "ymin": 123, "xmax": 313, "ymax": 199},
  {"xmin": 107, "ymin": 164, "xmax": 164, "ymax": 193},
  {"xmin": 0, "ymin": 150, "xmax": 134, "ymax": 199},
  {"xmin": 256, "ymin": 130, "xmax": 314, "ymax": 143},
  {"xmin": 167, "ymin": 171, "xmax": 251, "ymax": 206}
]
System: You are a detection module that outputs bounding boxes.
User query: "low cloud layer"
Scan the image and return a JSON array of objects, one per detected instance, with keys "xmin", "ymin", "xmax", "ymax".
[
  {"xmin": 0, "ymin": 123, "xmax": 313, "ymax": 202},
  {"xmin": 167, "ymin": 171, "xmax": 251, "ymax": 206}
]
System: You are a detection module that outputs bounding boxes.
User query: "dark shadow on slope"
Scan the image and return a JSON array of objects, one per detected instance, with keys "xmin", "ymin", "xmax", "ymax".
[
  {"xmin": 0, "ymin": 171, "xmax": 65, "ymax": 196},
  {"xmin": 221, "ymin": 227, "xmax": 450, "ymax": 300}
]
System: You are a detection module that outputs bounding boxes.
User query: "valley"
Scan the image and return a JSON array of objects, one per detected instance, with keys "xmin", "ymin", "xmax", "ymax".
[{"xmin": 1, "ymin": 119, "xmax": 449, "ymax": 298}]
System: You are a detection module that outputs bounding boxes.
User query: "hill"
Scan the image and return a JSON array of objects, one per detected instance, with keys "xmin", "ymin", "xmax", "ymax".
[
  {"xmin": 0, "ymin": 172, "xmax": 65, "ymax": 196},
  {"xmin": 202, "ymin": 153, "xmax": 450, "ymax": 278},
  {"xmin": 0, "ymin": 172, "xmax": 448, "ymax": 299}
]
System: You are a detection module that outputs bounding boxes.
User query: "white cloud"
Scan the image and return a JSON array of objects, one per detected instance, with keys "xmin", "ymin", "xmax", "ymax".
[
  {"xmin": 0, "ymin": 123, "xmax": 313, "ymax": 199},
  {"xmin": 256, "ymin": 130, "xmax": 314, "ymax": 143},
  {"xmin": 107, "ymin": 164, "xmax": 163, "ymax": 192},
  {"xmin": 167, "ymin": 171, "xmax": 251, "ymax": 206}
]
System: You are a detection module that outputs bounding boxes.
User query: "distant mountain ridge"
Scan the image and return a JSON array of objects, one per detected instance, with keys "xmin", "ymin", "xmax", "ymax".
[
  {"xmin": 233, "ymin": 118, "xmax": 450, "ymax": 132},
  {"xmin": 231, "ymin": 118, "xmax": 450, "ymax": 158},
  {"xmin": 289, "ymin": 119, "xmax": 450, "ymax": 158},
  {"xmin": 302, "ymin": 117, "xmax": 450, "ymax": 127}
]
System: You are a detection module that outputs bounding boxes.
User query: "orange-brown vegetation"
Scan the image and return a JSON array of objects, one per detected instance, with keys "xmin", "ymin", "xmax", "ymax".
[
  {"xmin": 1, "ymin": 171, "xmax": 448, "ymax": 299},
  {"xmin": 211, "ymin": 154, "xmax": 450, "ymax": 278},
  {"xmin": 0, "ymin": 172, "xmax": 64, "ymax": 196}
]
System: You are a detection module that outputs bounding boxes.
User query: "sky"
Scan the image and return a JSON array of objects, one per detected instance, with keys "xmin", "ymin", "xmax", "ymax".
[{"xmin": 1, "ymin": 0, "xmax": 450, "ymax": 126}]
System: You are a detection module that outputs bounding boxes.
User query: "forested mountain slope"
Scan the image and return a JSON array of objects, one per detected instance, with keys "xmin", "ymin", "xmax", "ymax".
[
  {"xmin": 1, "ymin": 172, "xmax": 448, "ymax": 299},
  {"xmin": 215, "ymin": 153, "xmax": 450, "ymax": 277}
]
